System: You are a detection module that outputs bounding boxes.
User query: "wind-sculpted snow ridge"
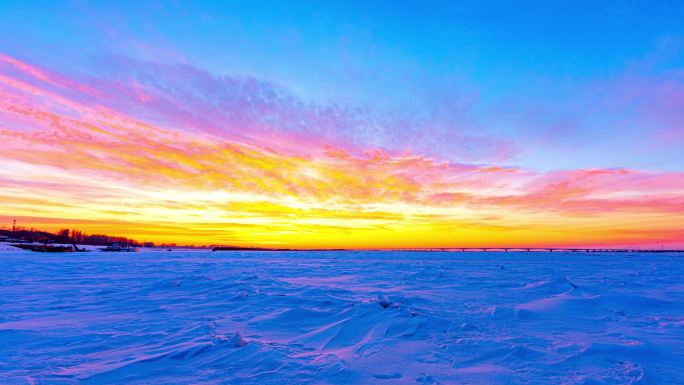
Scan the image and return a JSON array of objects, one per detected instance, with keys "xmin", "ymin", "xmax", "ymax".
[{"xmin": 0, "ymin": 250, "xmax": 683, "ymax": 384}]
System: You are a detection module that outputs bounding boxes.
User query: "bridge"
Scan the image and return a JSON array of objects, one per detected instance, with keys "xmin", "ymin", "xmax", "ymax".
[{"xmin": 387, "ymin": 247, "xmax": 684, "ymax": 253}]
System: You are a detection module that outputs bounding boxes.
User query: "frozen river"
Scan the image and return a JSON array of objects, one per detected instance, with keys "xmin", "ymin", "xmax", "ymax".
[{"xmin": 1, "ymin": 247, "xmax": 682, "ymax": 384}]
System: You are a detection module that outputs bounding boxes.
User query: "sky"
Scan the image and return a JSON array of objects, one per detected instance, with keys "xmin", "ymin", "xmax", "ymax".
[{"xmin": 1, "ymin": 1, "xmax": 684, "ymax": 248}]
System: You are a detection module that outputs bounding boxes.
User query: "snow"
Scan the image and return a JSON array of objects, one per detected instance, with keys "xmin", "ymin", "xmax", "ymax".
[{"xmin": 1, "ymin": 248, "xmax": 683, "ymax": 384}]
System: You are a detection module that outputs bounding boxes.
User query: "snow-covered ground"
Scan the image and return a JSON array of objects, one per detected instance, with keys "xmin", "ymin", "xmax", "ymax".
[{"xmin": 1, "ymin": 247, "xmax": 682, "ymax": 384}]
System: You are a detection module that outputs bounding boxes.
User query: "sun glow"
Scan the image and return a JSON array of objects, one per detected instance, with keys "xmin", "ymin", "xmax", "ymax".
[{"xmin": 1, "ymin": 54, "xmax": 683, "ymax": 248}]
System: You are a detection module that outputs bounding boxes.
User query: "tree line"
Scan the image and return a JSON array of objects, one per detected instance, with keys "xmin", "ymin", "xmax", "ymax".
[{"xmin": 0, "ymin": 227, "xmax": 144, "ymax": 246}]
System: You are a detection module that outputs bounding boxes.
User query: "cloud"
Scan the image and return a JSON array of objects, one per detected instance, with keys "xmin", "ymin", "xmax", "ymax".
[
  {"xmin": 1, "ymin": 53, "xmax": 684, "ymax": 248},
  {"xmin": 61, "ymin": 55, "xmax": 517, "ymax": 162}
]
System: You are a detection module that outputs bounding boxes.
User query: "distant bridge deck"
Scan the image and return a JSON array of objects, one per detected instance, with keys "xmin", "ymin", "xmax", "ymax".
[
  {"xmin": 387, "ymin": 248, "xmax": 684, "ymax": 253},
  {"xmin": 211, "ymin": 246, "xmax": 684, "ymax": 253}
]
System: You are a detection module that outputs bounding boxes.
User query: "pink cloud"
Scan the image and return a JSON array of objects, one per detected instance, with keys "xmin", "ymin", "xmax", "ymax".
[
  {"xmin": 47, "ymin": 55, "xmax": 518, "ymax": 162},
  {"xmin": 2, "ymin": 53, "xmax": 684, "ymax": 247}
]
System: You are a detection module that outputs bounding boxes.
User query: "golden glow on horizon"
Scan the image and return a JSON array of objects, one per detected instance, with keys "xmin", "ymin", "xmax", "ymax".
[{"xmin": 1, "ymin": 54, "xmax": 684, "ymax": 248}]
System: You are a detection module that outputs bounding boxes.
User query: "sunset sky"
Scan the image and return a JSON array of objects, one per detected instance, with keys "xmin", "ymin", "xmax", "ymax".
[{"xmin": 1, "ymin": 1, "xmax": 684, "ymax": 248}]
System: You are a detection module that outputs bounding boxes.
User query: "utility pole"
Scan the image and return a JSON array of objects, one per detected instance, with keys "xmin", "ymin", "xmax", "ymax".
[{"xmin": 12, "ymin": 219, "xmax": 16, "ymax": 233}]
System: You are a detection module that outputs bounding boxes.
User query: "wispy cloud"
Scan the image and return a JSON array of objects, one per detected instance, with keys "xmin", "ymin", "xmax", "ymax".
[{"xmin": 1, "ymin": 54, "xmax": 683, "ymax": 247}]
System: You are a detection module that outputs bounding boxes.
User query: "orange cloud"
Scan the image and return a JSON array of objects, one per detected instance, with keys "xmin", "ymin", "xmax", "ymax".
[{"xmin": 1, "ymin": 54, "xmax": 684, "ymax": 248}]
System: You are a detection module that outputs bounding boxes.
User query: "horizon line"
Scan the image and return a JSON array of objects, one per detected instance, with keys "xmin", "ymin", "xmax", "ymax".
[{"xmin": 2, "ymin": 224, "xmax": 682, "ymax": 252}]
